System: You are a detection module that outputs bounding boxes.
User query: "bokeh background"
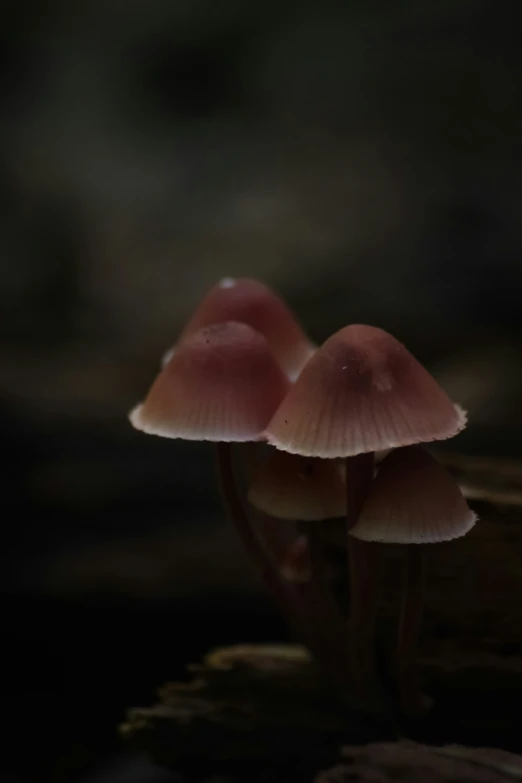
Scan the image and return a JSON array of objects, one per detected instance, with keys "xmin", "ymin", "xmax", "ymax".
[{"xmin": 2, "ymin": 1, "xmax": 522, "ymax": 780}]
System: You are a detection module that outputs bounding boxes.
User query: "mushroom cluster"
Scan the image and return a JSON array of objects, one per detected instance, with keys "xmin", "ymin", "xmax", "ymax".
[{"xmin": 130, "ymin": 278, "xmax": 475, "ymax": 717}]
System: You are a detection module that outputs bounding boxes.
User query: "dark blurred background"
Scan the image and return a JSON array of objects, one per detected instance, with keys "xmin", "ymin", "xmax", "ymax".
[{"xmin": 2, "ymin": 1, "xmax": 522, "ymax": 780}]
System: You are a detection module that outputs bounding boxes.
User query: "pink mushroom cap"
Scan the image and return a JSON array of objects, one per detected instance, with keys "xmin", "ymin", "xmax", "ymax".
[
  {"xmin": 265, "ymin": 324, "xmax": 466, "ymax": 458},
  {"xmin": 131, "ymin": 322, "xmax": 290, "ymax": 442},
  {"xmin": 248, "ymin": 449, "xmax": 346, "ymax": 521},
  {"xmin": 163, "ymin": 277, "xmax": 316, "ymax": 380},
  {"xmin": 349, "ymin": 446, "xmax": 477, "ymax": 544}
]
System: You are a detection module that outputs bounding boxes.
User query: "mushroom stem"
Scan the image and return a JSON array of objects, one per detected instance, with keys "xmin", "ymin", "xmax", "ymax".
[
  {"xmin": 349, "ymin": 538, "xmax": 380, "ymax": 687},
  {"xmin": 216, "ymin": 443, "xmax": 320, "ymax": 658},
  {"xmin": 396, "ymin": 545, "xmax": 427, "ymax": 716},
  {"xmin": 345, "ymin": 453, "xmax": 380, "ymax": 704},
  {"xmin": 345, "ymin": 452, "xmax": 375, "ymax": 529},
  {"xmin": 302, "ymin": 522, "xmax": 350, "ymax": 687},
  {"xmin": 217, "ymin": 443, "xmax": 348, "ymax": 682},
  {"xmin": 216, "ymin": 443, "xmax": 297, "ymax": 613}
]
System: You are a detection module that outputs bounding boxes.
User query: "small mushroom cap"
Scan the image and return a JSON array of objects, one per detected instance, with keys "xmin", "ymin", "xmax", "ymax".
[
  {"xmin": 248, "ymin": 449, "xmax": 346, "ymax": 521},
  {"xmin": 265, "ymin": 324, "xmax": 466, "ymax": 458},
  {"xmin": 164, "ymin": 277, "xmax": 315, "ymax": 380},
  {"xmin": 349, "ymin": 446, "xmax": 477, "ymax": 544},
  {"xmin": 130, "ymin": 322, "xmax": 290, "ymax": 442}
]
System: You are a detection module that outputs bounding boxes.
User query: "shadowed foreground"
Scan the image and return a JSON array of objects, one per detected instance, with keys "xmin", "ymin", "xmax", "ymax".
[{"xmin": 120, "ymin": 455, "xmax": 522, "ymax": 781}]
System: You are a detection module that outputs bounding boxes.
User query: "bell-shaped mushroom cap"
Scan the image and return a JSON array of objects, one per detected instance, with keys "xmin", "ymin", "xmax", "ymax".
[
  {"xmin": 131, "ymin": 322, "xmax": 290, "ymax": 442},
  {"xmin": 265, "ymin": 324, "xmax": 466, "ymax": 458},
  {"xmin": 165, "ymin": 277, "xmax": 316, "ymax": 380},
  {"xmin": 349, "ymin": 446, "xmax": 477, "ymax": 544},
  {"xmin": 248, "ymin": 449, "xmax": 345, "ymax": 521}
]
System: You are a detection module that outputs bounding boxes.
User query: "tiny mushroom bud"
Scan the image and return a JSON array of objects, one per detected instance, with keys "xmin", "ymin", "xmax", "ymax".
[
  {"xmin": 163, "ymin": 277, "xmax": 316, "ymax": 380},
  {"xmin": 248, "ymin": 449, "xmax": 346, "ymax": 521},
  {"xmin": 280, "ymin": 534, "xmax": 312, "ymax": 583}
]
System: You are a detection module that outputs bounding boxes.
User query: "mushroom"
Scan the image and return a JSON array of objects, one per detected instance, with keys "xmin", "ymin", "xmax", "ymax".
[
  {"xmin": 162, "ymin": 277, "xmax": 316, "ymax": 380},
  {"xmin": 130, "ymin": 321, "xmax": 295, "ymax": 614},
  {"xmin": 350, "ymin": 446, "xmax": 476, "ymax": 715},
  {"xmin": 264, "ymin": 324, "xmax": 466, "ymax": 702},
  {"xmin": 247, "ymin": 449, "xmax": 349, "ymax": 685}
]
